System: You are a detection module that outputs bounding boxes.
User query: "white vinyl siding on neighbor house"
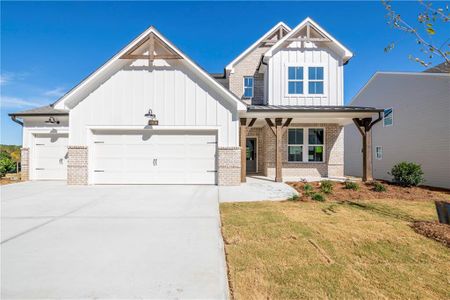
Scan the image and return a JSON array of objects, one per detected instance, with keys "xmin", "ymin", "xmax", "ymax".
[
  {"xmin": 287, "ymin": 127, "xmax": 325, "ymax": 163},
  {"xmin": 345, "ymin": 73, "xmax": 450, "ymax": 189},
  {"xmin": 243, "ymin": 76, "xmax": 254, "ymax": 98},
  {"xmin": 69, "ymin": 59, "xmax": 239, "ymax": 147},
  {"xmin": 267, "ymin": 45, "xmax": 343, "ymax": 106}
]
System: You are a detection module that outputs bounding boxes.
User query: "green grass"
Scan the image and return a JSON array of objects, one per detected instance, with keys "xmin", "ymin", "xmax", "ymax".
[{"xmin": 220, "ymin": 199, "xmax": 450, "ymax": 299}]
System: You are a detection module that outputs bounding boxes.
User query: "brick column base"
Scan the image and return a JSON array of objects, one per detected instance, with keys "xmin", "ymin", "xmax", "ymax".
[
  {"xmin": 68, "ymin": 146, "xmax": 88, "ymax": 185},
  {"xmin": 20, "ymin": 148, "xmax": 29, "ymax": 181},
  {"xmin": 218, "ymin": 147, "xmax": 241, "ymax": 186}
]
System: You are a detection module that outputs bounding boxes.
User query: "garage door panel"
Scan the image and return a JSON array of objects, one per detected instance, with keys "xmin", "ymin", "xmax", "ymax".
[{"xmin": 92, "ymin": 130, "xmax": 217, "ymax": 184}]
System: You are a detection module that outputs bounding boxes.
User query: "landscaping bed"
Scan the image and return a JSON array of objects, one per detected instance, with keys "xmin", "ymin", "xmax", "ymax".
[
  {"xmin": 287, "ymin": 180, "xmax": 450, "ymax": 202},
  {"xmin": 411, "ymin": 221, "xmax": 450, "ymax": 248}
]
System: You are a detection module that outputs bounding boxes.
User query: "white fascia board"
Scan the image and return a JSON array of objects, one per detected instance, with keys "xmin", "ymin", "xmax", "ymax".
[
  {"xmin": 264, "ymin": 17, "xmax": 353, "ymax": 62},
  {"xmin": 55, "ymin": 26, "xmax": 247, "ymax": 111},
  {"xmin": 225, "ymin": 22, "xmax": 291, "ymax": 72}
]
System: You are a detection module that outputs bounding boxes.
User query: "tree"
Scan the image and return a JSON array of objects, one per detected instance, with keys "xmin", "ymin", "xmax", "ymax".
[
  {"xmin": 10, "ymin": 149, "xmax": 21, "ymax": 174},
  {"xmin": 382, "ymin": 0, "xmax": 450, "ymax": 66},
  {"xmin": 0, "ymin": 152, "xmax": 16, "ymax": 177}
]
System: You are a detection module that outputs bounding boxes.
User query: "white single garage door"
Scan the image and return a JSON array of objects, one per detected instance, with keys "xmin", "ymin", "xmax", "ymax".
[
  {"xmin": 34, "ymin": 133, "xmax": 68, "ymax": 180},
  {"xmin": 91, "ymin": 130, "xmax": 217, "ymax": 185}
]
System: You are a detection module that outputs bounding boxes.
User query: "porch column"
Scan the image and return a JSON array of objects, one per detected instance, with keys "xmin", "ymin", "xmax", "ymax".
[
  {"xmin": 266, "ymin": 118, "xmax": 292, "ymax": 182},
  {"xmin": 240, "ymin": 118, "xmax": 257, "ymax": 183},
  {"xmin": 353, "ymin": 114, "xmax": 382, "ymax": 182}
]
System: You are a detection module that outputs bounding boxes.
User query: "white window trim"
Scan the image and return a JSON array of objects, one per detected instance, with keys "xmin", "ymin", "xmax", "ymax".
[
  {"xmin": 287, "ymin": 127, "xmax": 326, "ymax": 163},
  {"xmin": 308, "ymin": 67, "xmax": 325, "ymax": 95},
  {"xmin": 375, "ymin": 146, "xmax": 383, "ymax": 160},
  {"xmin": 383, "ymin": 107, "xmax": 393, "ymax": 127},
  {"xmin": 286, "ymin": 66, "xmax": 304, "ymax": 95},
  {"xmin": 243, "ymin": 76, "xmax": 254, "ymax": 99},
  {"xmin": 284, "ymin": 63, "xmax": 327, "ymax": 98}
]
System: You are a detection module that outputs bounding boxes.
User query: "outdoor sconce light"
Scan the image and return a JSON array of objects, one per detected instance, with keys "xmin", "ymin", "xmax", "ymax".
[
  {"xmin": 45, "ymin": 117, "xmax": 60, "ymax": 124},
  {"xmin": 144, "ymin": 109, "xmax": 159, "ymax": 125}
]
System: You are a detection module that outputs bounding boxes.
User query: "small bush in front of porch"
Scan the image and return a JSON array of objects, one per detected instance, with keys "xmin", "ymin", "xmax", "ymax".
[
  {"xmin": 373, "ymin": 181, "xmax": 387, "ymax": 192},
  {"xmin": 303, "ymin": 183, "xmax": 314, "ymax": 196},
  {"xmin": 390, "ymin": 161, "xmax": 425, "ymax": 187},
  {"xmin": 311, "ymin": 193, "xmax": 326, "ymax": 202},
  {"xmin": 344, "ymin": 181, "xmax": 359, "ymax": 191},
  {"xmin": 288, "ymin": 194, "xmax": 300, "ymax": 201},
  {"xmin": 320, "ymin": 180, "xmax": 334, "ymax": 194}
]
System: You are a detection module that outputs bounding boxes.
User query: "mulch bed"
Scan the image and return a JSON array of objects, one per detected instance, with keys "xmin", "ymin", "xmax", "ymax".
[
  {"xmin": 411, "ymin": 221, "xmax": 450, "ymax": 248},
  {"xmin": 287, "ymin": 180, "xmax": 450, "ymax": 202}
]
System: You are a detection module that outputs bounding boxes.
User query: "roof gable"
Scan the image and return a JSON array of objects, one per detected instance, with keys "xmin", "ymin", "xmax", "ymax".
[
  {"xmin": 53, "ymin": 26, "xmax": 247, "ymax": 111},
  {"xmin": 225, "ymin": 22, "xmax": 291, "ymax": 72},
  {"xmin": 264, "ymin": 17, "xmax": 353, "ymax": 63}
]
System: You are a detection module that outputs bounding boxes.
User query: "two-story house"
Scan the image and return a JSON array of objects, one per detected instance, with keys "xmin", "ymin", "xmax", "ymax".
[{"xmin": 10, "ymin": 18, "xmax": 383, "ymax": 186}]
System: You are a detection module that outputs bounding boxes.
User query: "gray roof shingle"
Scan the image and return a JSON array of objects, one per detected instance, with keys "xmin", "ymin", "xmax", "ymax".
[
  {"xmin": 424, "ymin": 62, "xmax": 450, "ymax": 73},
  {"xmin": 9, "ymin": 105, "xmax": 69, "ymax": 117}
]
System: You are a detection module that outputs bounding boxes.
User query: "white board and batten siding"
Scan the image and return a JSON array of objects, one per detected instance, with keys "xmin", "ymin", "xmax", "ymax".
[
  {"xmin": 68, "ymin": 59, "xmax": 239, "ymax": 147},
  {"xmin": 267, "ymin": 43, "xmax": 343, "ymax": 106}
]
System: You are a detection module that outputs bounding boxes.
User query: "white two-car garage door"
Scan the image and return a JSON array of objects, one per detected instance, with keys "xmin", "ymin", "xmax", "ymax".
[
  {"xmin": 91, "ymin": 130, "xmax": 217, "ymax": 185},
  {"xmin": 34, "ymin": 133, "xmax": 68, "ymax": 180}
]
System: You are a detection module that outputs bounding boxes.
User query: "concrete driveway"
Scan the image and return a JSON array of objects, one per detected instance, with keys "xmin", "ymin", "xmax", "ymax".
[{"xmin": 1, "ymin": 181, "xmax": 228, "ymax": 299}]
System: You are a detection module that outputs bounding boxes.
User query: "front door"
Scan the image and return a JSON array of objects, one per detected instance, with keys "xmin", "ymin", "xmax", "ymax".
[{"xmin": 246, "ymin": 138, "xmax": 257, "ymax": 173}]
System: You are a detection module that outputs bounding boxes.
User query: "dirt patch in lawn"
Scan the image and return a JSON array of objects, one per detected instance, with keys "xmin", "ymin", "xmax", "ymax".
[
  {"xmin": 0, "ymin": 178, "xmax": 18, "ymax": 185},
  {"xmin": 411, "ymin": 221, "xmax": 450, "ymax": 248},
  {"xmin": 287, "ymin": 180, "xmax": 450, "ymax": 202}
]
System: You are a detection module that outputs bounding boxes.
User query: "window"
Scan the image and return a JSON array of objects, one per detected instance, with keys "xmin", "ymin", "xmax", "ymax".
[
  {"xmin": 375, "ymin": 146, "xmax": 383, "ymax": 160},
  {"xmin": 288, "ymin": 128, "xmax": 303, "ymax": 162},
  {"xmin": 287, "ymin": 128, "xmax": 325, "ymax": 163},
  {"xmin": 383, "ymin": 108, "xmax": 393, "ymax": 127},
  {"xmin": 308, "ymin": 128, "xmax": 324, "ymax": 162},
  {"xmin": 243, "ymin": 76, "xmax": 254, "ymax": 98},
  {"xmin": 308, "ymin": 67, "xmax": 324, "ymax": 94},
  {"xmin": 288, "ymin": 67, "xmax": 304, "ymax": 94}
]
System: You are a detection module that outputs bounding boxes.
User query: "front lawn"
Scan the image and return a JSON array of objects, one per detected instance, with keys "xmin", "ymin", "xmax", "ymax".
[{"xmin": 220, "ymin": 199, "xmax": 450, "ymax": 299}]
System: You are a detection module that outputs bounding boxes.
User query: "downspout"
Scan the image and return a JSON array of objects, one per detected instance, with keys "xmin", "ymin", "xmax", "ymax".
[{"xmin": 10, "ymin": 115, "xmax": 23, "ymax": 126}]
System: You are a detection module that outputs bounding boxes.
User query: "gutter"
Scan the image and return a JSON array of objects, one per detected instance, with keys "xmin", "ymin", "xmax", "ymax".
[{"xmin": 10, "ymin": 115, "xmax": 23, "ymax": 126}]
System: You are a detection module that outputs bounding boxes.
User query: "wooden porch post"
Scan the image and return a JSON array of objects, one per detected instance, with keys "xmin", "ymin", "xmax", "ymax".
[
  {"xmin": 266, "ymin": 118, "xmax": 292, "ymax": 183},
  {"xmin": 353, "ymin": 114, "xmax": 381, "ymax": 182},
  {"xmin": 240, "ymin": 118, "xmax": 257, "ymax": 183}
]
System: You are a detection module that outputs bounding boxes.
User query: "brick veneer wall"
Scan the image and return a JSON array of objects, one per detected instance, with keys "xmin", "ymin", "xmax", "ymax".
[
  {"xmin": 263, "ymin": 123, "xmax": 344, "ymax": 179},
  {"xmin": 20, "ymin": 148, "xmax": 29, "ymax": 181},
  {"xmin": 67, "ymin": 146, "xmax": 88, "ymax": 185},
  {"xmin": 217, "ymin": 147, "xmax": 241, "ymax": 186}
]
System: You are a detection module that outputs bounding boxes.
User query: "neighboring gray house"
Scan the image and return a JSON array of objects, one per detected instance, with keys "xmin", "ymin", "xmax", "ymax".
[
  {"xmin": 345, "ymin": 64, "xmax": 450, "ymax": 189},
  {"xmin": 10, "ymin": 18, "xmax": 382, "ymax": 186}
]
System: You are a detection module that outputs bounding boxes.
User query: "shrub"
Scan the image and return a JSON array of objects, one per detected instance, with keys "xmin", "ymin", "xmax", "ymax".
[
  {"xmin": 311, "ymin": 193, "xmax": 326, "ymax": 202},
  {"xmin": 390, "ymin": 161, "xmax": 425, "ymax": 187},
  {"xmin": 320, "ymin": 180, "xmax": 334, "ymax": 194},
  {"xmin": 344, "ymin": 181, "xmax": 359, "ymax": 191},
  {"xmin": 373, "ymin": 181, "xmax": 387, "ymax": 192},
  {"xmin": 0, "ymin": 153, "xmax": 16, "ymax": 177},
  {"xmin": 288, "ymin": 194, "xmax": 299, "ymax": 201},
  {"xmin": 303, "ymin": 183, "xmax": 314, "ymax": 195}
]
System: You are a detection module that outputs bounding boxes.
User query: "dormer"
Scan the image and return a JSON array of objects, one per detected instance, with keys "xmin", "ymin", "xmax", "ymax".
[
  {"xmin": 261, "ymin": 18, "xmax": 353, "ymax": 106},
  {"xmin": 225, "ymin": 22, "xmax": 291, "ymax": 105}
]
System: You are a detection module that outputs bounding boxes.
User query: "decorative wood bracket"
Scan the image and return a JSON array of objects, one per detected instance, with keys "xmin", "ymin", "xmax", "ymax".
[{"xmin": 119, "ymin": 32, "xmax": 182, "ymax": 61}]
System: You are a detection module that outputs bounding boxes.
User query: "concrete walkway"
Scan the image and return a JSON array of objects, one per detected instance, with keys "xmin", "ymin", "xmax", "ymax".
[
  {"xmin": 219, "ymin": 176, "xmax": 299, "ymax": 202},
  {"xmin": 1, "ymin": 181, "xmax": 228, "ymax": 299}
]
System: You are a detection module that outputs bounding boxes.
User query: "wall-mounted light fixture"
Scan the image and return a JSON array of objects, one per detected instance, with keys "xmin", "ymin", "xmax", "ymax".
[
  {"xmin": 144, "ymin": 109, "xmax": 159, "ymax": 125},
  {"xmin": 45, "ymin": 117, "xmax": 60, "ymax": 124}
]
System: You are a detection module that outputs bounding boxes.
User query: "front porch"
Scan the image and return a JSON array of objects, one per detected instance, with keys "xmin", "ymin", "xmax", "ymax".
[{"xmin": 239, "ymin": 106, "xmax": 383, "ymax": 184}]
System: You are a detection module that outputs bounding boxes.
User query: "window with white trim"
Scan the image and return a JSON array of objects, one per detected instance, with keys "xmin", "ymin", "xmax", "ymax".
[
  {"xmin": 308, "ymin": 128, "xmax": 324, "ymax": 162},
  {"xmin": 383, "ymin": 108, "xmax": 393, "ymax": 127},
  {"xmin": 288, "ymin": 128, "xmax": 303, "ymax": 162},
  {"xmin": 243, "ymin": 76, "xmax": 254, "ymax": 98},
  {"xmin": 287, "ymin": 128, "xmax": 325, "ymax": 162},
  {"xmin": 375, "ymin": 146, "xmax": 383, "ymax": 160},
  {"xmin": 288, "ymin": 67, "xmax": 304, "ymax": 94},
  {"xmin": 308, "ymin": 67, "xmax": 324, "ymax": 94}
]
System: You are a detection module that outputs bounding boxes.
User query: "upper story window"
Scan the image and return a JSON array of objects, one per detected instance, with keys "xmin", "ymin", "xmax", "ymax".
[
  {"xmin": 383, "ymin": 108, "xmax": 393, "ymax": 127},
  {"xmin": 308, "ymin": 67, "xmax": 324, "ymax": 94},
  {"xmin": 243, "ymin": 76, "xmax": 254, "ymax": 98},
  {"xmin": 288, "ymin": 67, "xmax": 304, "ymax": 94}
]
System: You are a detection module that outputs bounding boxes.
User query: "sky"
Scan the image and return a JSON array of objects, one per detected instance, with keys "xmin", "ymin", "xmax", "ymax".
[{"xmin": 1, "ymin": 1, "xmax": 449, "ymax": 145}]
